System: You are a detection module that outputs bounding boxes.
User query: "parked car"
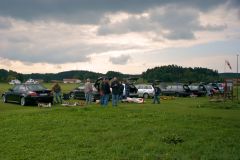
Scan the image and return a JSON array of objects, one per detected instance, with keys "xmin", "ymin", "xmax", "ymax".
[
  {"xmin": 135, "ymin": 84, "xmax": 154, "ymax": 98},
  {"xmin": 161, "ymin": 84, "xmax": 191, "ymax": 97},
  {"xmin": 69, "ymin": 83, "xmax": 100, "ymax": 101},
  {"xmin": 205, "ymin": 83, "xmax": 225, "ymax": 96},
  {"xmin": 25, "ymin": 79, "xmax": 39, "ymax": 84},
  {"xmin": 189, "ymin": 84, "xmax": 207, "ymax": 96},
  {"xmin": 9, "ymin": 79, "xmax": 21, "ymax": 85},
  {"xmin": 122, "ymin": 83, "xmax": 138, "ymax": 98},
  {"xmin": 2, "ymin": 84, "xmax": 53, "ymax": 106}
]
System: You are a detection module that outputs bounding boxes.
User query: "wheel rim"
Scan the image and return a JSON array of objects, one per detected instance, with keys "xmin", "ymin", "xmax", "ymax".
[{"xmin": 21, "ymin": 97, "xmax": 25, "ymax": 106}]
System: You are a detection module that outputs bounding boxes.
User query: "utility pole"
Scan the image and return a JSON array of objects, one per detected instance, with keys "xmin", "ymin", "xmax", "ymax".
[{"xmin": 237, "ymin": 54, "xmax": 239, "ymax": 101}]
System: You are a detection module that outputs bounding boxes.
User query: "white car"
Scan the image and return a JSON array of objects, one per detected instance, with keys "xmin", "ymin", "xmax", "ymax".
[
  {"xmin": 135, "ymin": 84, "xmax": 154, "ymax": 99},
  {"xmin": 9, "ymin": 79, "xmax": 21, "ymax": 85}
]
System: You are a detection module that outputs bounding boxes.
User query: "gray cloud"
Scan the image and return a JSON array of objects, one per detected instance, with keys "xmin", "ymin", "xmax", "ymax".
[
  {"xmin": 109, "ymin": 54, "xmax": 131, "ymax": 65},
  {"xmin": 0, "ymin": 17, "xmax": 12, "ymax": 29},
  {"xmin": 0, "ymin": 0, "xmax": 238, "ymax": 24},
  {"xmin": 98, "ymin": 6, "xmax": 227, "ymax": 40},
  {"xmin": 0, "ymin": 29, "xmax": 139, "ymax": 64}
]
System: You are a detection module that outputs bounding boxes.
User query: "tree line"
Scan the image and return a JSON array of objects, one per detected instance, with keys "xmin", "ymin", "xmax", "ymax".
[{"xmin": 0, "ymin": 65, "xmax": 227, "ymax": 83}]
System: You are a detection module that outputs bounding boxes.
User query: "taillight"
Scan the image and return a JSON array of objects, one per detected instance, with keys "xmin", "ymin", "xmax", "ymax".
[{"xmin": 28, "ymin": 91, "xmax": 37, "ymax": 96}]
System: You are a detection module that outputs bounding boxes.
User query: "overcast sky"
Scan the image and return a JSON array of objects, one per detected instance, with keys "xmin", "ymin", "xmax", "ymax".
[{"xmin": 0, "ymin": 0, "xmax": 239, "ymax": 74}]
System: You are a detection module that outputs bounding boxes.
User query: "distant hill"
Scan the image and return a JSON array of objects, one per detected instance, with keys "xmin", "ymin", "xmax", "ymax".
[
  {"xmin": 142, "ymin": 65, "xmax": 220, "ymax": 83},
  {"xmin": 0, "ymin": 69, "xmax": 139, "ymax": 82},
  {"xmin": 0, "ymin": 65, "xmax": 223, "ymax": 83}
]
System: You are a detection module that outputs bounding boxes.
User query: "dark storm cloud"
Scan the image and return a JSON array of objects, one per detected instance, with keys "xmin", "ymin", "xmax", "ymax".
[
  {"xmin": 0, "ymin": 0, "xmax": 237, "ymax": 24},
  {"xmin": 98, "ymin": 6, "xmax": 227, "ymax": 40},
  {"xmin": 0, "ymin": 34, "xmax": 138, "ymax": 64},
  {"xmin": 109, "ymin": 55, "xmax": 131, "ymax": 65}
]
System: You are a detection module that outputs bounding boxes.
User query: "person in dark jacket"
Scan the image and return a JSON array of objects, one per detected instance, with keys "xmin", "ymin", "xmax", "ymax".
[
  {"xmin": 102, "ymin": 78, "xmax": 111, "ymax": 106},
  {"xmin": 152, "ymin": 84, "xmax": 161, "ymax": 104},
  {"xmin": 111, "ymin": 77, "xmax": 120, "ymax": 107}
]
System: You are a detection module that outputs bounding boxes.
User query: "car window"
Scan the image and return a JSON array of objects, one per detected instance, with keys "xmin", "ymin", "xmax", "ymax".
[
  {"xmin": 26, "ymin": 84, "xmax": 46, "ymax": 91},
  {"xmin": 136, "ymin": 85, "xmax": 141, "ymax": 89},
  {"xmin": 144, "ymin": 86, "xmax": 149, "ymax": 89},
  {"xmin": 13, "ymin": 85, "xmax": 20, "ymax": 91},
  {"xmin": 148, "ymin": 86, "xmax": 152, "ymax": 89},
  {"xmin": 189, "ymin": 86, "xmax": 198, "ymax": 90},
  {"xmin": 129, "ymin": 84, "xmax": 135, "ymax": 89}
]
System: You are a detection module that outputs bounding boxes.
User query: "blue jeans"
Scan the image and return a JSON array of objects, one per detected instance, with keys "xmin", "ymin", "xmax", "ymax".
[
  {"xmin": 54, "ymin": 92, "xmax": 62, "ymax": 104},
  {"xmin": 100, "ymin": 95, "xmax": 104, "ymax": 105},
  {"xmin": 119, "ymin": 94, "xmax": 123, "ymax": 101},
  {"xmin": 153, "ymin": 95, "xmax": 160, "ymax": 104},
  {"xmin": 112, "ymin": 94, "xmax": 119, "ymax": 106},
  {"xmin": 103, "ymin": 94, "xmax": 109, "ymax": 106},
  {"xmin": 85, "ymin": 92, "xmax": 92, "ymax": 105}
]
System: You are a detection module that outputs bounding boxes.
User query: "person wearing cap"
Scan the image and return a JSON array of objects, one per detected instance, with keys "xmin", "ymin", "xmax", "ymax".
[{"xmin": 84, "ymin": 78, "xmax": 93, "ymax": 105}]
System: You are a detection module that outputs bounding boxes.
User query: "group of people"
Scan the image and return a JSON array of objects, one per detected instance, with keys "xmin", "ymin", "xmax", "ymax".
[
  {"xmin": 51, "ymin": 77, "xmax": 161, "ymax": 106},
  {"xmin": 98, "ymin": 77, "xmax": 125, "ymax": 107}
]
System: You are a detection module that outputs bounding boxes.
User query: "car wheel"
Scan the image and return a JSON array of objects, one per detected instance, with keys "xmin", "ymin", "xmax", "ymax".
[
  {"xmin": 20, "ymin": 97, "xmax": 27, "ymax": 106},
  {"xmin": 143, "ymin": 93, "xmax": 149, "ymax": 99},
  {"xmin": 3, "ymin": 95, "xmax": 8, "ymax": 103}
]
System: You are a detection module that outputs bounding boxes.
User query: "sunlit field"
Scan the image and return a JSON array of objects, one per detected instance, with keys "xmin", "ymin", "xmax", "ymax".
[{"xmin": 0, "ymin": 83, "xmax": 240, "ymax": 159}]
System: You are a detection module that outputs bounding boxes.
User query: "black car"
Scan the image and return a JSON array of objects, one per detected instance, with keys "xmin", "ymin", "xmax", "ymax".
[
  {"xmin": 161, "ymin": 84, "xmax": 191, "ymax": 97},
  {"xmin": 189, "ymin": 84, "xmax": 207, "ymax": 97},
  {"xmin": 69, "ymin": 83, "xmax": 100, "ymax": 101},
  {"xmin": 2, "ymin": 84, "xmax": 53, "ymax": 106}
]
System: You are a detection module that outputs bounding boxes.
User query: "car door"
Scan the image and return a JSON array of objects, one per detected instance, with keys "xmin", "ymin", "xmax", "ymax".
[
  {"xmin": 12, "ymin": 85, "xmax": 26, "ymax": 102},
  {"xmin": 7, "ymin": 85, "xmax": 20, "ymax": 102}
]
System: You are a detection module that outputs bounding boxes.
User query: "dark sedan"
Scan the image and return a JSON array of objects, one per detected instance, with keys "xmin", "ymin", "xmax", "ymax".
[
  {"xmin": 2, "ymin": 84, "xmax": 53, "ymax": 106},
  {"xmin": 69, "ymin": 83, "xmax": 100, "ymax": 101},
  {"xmin": 161, "ymin": 84, "xmax": 191, "ymax": 97}
]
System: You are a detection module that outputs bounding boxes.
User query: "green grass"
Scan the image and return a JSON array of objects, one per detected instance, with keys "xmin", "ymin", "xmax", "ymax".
[{"xmin": 0, "ymin": 83, "xmax": 240, "ymax": 159}]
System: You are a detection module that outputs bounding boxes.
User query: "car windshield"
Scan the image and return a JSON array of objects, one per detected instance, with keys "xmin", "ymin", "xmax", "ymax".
[{"xmin": 26, "ymin": 84, "xmax": 46, "ymax": 91}]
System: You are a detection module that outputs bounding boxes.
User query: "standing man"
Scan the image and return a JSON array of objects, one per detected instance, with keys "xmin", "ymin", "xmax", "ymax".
[
  {"xmin": 111, "ymin": 77, "xmax": 120, "ymax": 107},
  {"xmin": 153, "ymin": 84, "xmax": 161, "ymax": 104},
  {"xmin": 102, "ymin": 78, "xmax": 111, "ymax": 106},
  {"xmin": 84, "ymin": 78, "xmax": 93, "ymax": 105},
  {"xmin": 52, "ymin": 83, "xmax": 62, "ymax": 104}
]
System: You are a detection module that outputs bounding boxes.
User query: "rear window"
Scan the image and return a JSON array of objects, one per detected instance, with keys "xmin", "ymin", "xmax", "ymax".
[{"xmin": 26, "ymin": 84, "xmax": 46, "ymax": 91}]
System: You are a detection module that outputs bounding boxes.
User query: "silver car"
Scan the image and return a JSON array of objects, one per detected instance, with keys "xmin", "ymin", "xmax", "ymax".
[{"xmin": 135, "ymin": 84, "xmax": 154, "ymax": 99}]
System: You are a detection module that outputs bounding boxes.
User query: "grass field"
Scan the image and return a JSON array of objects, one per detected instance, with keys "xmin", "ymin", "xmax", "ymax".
[{"xmin": 0, "ymin": 83, "xmax": 240, "ymax": 159}]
